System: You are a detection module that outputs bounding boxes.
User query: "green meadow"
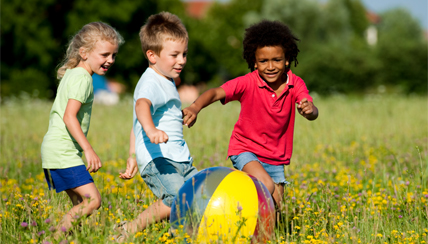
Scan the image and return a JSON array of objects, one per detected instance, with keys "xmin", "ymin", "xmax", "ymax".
[{"xmin": 1, "ymin": 95, "xmax": 427, "ymax": 243}]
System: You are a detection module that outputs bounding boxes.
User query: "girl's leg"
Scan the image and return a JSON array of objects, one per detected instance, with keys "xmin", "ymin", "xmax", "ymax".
[
  {"xmin": 125, "ymin": 199, "xmax": 171, "ymax": 233},
  {"xmin": 60, "ymin": 182, "xmax": 101, "ymax": 231},
  {"xmin": 65, "ymin": 190, "xmax": 83, "ymax": 206}
]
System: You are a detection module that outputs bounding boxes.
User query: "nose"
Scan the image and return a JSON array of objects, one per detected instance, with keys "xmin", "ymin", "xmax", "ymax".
[
  {"xmin": 177, "ymin": 54, "xmax": 186, "ymax": 65},
  {"xmin": 108, "ymin": 55, "xmax": 115, "ymax": 64},
  {"xmin": 267, "ymin": 61, "xmax": 274, "ymax": 70}
]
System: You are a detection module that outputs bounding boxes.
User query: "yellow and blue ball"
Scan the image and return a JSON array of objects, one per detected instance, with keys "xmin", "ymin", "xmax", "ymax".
[{"xmin": 170, "ymin": 167, "xmax": 275, "ymax": 242}]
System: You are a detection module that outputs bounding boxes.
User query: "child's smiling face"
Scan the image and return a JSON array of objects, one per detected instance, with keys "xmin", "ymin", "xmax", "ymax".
[
  {"xmin": 255, "ymin": 45, "xmax": 289, "ymax": 87},
  {"xmin": 81, "ymin": 40, "xmax": 119, "ymax": 76},
  {"xmin": 150, "ymin": 39, "xmax": 188, "ymax": 80}
]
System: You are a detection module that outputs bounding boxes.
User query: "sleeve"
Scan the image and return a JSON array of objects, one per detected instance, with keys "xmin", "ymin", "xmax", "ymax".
[
  {"xmin": 293, "ymin": 77, "xmax": 313, "ymax": 104},
  {"xmin": 135, "ymin": 79, "xmax": 165, "ymax": 113},
  {"xmin": 220, "ymin": 74, "xmax": 249, "ymax": 105},
  {"xmin": 67, "ymin": 74, "xmax": 93, "ymax": 103}
]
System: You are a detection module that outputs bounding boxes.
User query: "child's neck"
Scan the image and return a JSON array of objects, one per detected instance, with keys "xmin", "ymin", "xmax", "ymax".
[{"xmin": 77, "ymin": 61, "xmax": 93, "ymax": 76}]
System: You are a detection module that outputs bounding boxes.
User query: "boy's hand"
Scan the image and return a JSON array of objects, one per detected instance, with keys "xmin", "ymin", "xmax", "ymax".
[
  {"xmin": 146, "ymin": 128, "xmax": 169, "ymax": 144},
  {"xmin": 297, "ymin": 98, "xmax": 318, "ymax": 120},
  {"xmin": 182, "ymin": 106, "xmax": 198, "ymax": 128},
  {"xmin": 119, "ymin": 157, "xmax": 138, "ymax": 180},
  {"xmin": 84, "ymin": 148, "xmax": 102, "ymax": 173}
]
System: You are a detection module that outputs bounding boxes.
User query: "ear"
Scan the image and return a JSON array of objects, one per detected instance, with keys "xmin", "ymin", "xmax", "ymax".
[
  {"xmin": 285, "ymin": 60, "xmax": 290, "ymax": 67},
  {"xmin": 79, "ymin": 47, "xmax": 88, "ymax": 60},
  {"xmin": 254, "ymin": 63, "xmax": 257, "ymax": 69},
  {"xmin": 146, "ymin": 50, "xmax": 157, "ymax": 64}
]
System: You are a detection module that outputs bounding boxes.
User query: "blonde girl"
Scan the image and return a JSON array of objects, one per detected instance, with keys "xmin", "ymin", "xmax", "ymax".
[{"xmin": 41, "ymin": 22, "xmax": 124, "ymax": 237}]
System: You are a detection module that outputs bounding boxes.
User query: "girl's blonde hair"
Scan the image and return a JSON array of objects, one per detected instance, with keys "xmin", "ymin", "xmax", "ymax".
[{"xmin": 57, "ymin": 22, "xmax": 124, "ymax": 79}]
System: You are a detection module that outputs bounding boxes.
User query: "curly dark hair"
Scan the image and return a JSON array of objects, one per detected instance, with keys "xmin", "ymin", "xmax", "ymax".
[{"xmin": 243, "ymin": 20, "xmax": 300, "ymax": 71}]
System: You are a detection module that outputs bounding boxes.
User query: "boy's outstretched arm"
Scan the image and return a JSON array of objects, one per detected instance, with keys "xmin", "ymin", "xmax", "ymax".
[
  {"xmin": 297, "ymin": 98, "xmax": 319, "ymax": 120},
  {"xmin": 119, "ymin": 128, "xmax": 139, "ymax": 179},
  {"xmin": 182, "ymin": 87, "xmax": 226, "ymax": 128},
  {"xmin": 136, "ymin": 98, "xmax": 169, "ymax": 144}
]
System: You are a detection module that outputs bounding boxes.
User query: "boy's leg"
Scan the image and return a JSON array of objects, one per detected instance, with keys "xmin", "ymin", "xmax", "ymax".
[
  {"xmin": 274, "ymin": 183, "xmax": 285, "ymax": 209},
  {"xmin": 125, "ymin": 200, "xmax": 171, "ymax": 233},
  {"xmin": 241, "ymin": 161, "xmax": 286, "ymax": 208},
  {"xmin": 242, "ymin": 161, "xmax": 276, "ymax": 197},
  {"xmin": 126, "ymin": 158, "xmax": 187, "ymax": 234}
]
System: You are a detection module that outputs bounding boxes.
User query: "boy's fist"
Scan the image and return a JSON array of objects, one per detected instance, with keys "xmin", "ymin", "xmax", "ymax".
[
  {"xmin": 146, "ymin": 128, "xmax": 169, "ymax": 144},
  {"xmin": 182, "ymin": 106, "xmax": 198, "ymax": 128},
  {"xmin": 297, "ymin": 98, "xmax": 318, "ymax": 120}
]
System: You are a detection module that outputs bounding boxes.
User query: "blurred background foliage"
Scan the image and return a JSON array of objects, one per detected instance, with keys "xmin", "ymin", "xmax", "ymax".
[{"xmin": 1, "ymin": 0, "xmax": 427, "ymax": 100}]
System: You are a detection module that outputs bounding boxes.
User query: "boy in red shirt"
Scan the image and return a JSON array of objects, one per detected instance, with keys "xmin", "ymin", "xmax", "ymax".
[{"xmin": 182, "ymin": 20, "xmax": 318, "ymax": 209}]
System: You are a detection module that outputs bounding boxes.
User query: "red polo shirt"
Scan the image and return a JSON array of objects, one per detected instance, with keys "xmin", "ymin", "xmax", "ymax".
[{"xmin": 220, "ymin": 69, "xmax": 312, "ymax": 165}]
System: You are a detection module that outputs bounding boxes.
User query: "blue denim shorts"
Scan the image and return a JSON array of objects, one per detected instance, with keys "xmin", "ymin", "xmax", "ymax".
[
  {"xmin": 141, "ymin": 157, "xmax": 198, "ymax": 207},
  {"xmin": 43, "ymin": 165, "xmax": 94, "ymax": 193},
  {"xmin": 230, "ymin": 152, "xmax": 289, "ymax": 185}
]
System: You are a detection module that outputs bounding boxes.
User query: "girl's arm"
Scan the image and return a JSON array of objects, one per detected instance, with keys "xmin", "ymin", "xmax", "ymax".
[
  {"xmin": 63, "ymin": 99, "xmax": 101, "ymax": 173},
  {"xmin": 135, "ymin": 98, "xmax": 169, "ymax": 144},
  {"xmin": 182, "ymin": 87, "xmax": 226, "ymax": 128},
  {"xmin": 119, "ymin": 128, "xmax": 139, "ymax": 179}
]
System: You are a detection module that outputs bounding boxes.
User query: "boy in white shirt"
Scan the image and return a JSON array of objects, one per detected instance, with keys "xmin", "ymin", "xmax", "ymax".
[{"xmin": 117, "ymin": 12, "xmax": 198, "ymax": 238}]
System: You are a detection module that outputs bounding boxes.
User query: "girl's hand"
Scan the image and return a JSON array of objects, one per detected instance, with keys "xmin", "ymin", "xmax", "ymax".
[
  {"xmin": 145, "ymin": 128, "xmax": 169, "ymax": 144},
  {"xmin": 84, "ymin": 148, "xmax": 102, "ymax": 173},
  {"xmin": 119, "ymin": 156, "xmax": 139, "ymax": 180},
  {"xmin": 297, "ymin": 98, "xmax": 319, "ymax": 120}
]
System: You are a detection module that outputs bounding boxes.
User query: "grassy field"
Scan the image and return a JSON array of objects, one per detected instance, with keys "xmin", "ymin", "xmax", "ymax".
[{"xmin": 1, "ymin": 95, "xmax": 427, "ymax": 244}]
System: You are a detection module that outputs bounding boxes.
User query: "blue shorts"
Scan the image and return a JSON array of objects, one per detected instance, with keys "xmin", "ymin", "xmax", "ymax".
[
  {"xmin": 44, "ymin": 165, "xmax": 94, "ymax": 193},
  {"xmin": 141, "ymin": 157, "xmax": 198, "ymax": 207},
  {"xmin": 230, "ymin": 152, "xmax": 289, "ymax": 185}
]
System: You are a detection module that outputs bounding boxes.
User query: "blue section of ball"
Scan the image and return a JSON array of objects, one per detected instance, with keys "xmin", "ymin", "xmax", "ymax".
[{"xmin": 170, "ymin": 167, "xmax": 235, "ymax": 233}]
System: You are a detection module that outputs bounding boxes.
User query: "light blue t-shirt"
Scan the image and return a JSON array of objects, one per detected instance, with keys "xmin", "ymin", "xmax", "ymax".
[{"xmin": 133, "ymin": 68, "xmax": 192, "ymax": 173}]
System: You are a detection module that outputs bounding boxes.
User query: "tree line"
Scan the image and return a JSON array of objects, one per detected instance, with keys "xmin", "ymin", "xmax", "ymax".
[{"xmin": 2, "ymin": 0, "xmax": 427, "ymax": 100}]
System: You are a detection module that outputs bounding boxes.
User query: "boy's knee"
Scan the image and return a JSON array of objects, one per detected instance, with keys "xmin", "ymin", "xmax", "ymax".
[{"xmin": 258, "ymin": 177, "xmax": 275, "ymax": 195}]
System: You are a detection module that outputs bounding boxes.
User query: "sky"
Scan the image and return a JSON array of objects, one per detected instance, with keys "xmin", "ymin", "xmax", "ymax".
[{"xmin": 360, "ymin": 0, "xmax": 427, "ymax": 29}]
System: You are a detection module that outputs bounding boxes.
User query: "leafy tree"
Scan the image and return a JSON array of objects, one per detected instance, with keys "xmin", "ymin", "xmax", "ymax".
[
  {"xmin": 185, "ymin": 0, "xmax": 263, "ymax": 86},
  {"xmin": 1, "ymin": 0, "xmax": 185, "ymax": 99},
  {"xmin": 376, "ymin": 8, "xmax": 427, "ymax": 93},
  {"xmin": 1, "ymin": 0, "xmax": 59, "ymax": 99}
]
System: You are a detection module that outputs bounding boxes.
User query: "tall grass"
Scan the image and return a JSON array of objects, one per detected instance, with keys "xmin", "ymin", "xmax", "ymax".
[{"xmin": 0, "ymin": 95, "xmax": 427, "ymax": 243}]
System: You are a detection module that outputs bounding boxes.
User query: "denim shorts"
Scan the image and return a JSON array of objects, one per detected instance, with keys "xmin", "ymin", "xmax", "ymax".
[
  {"xmin": 43, "ymin": 165, "xmax": 94, "ymax": 193},
  {"xmin": 141, "ymin": 157, "xmax": 198, "ymax": 207},
  {"xmin": 230, "ymin": 152, "xmax": 289, "ymax": 185}
]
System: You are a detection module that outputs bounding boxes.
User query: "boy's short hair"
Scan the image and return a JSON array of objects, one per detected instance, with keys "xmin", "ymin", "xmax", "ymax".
[
  {"xmin": 139, "ymin": 12, "xmax": 188, "ymax": 58},
  {"xmin": 243, "ymin": 20, "xmax": 300, "ymax": 71}
]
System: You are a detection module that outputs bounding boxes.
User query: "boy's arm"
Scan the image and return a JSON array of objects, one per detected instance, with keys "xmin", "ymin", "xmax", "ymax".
[
  {"xmin": 297, "ymin": 98, "xmax": 319, "ymax": 120},
  {"xmin": 64, "ymin": 99, "xmax": 102, "ymax": 173},
  {"xmin": 182, "ymin": 87, "xmax": 226, "ymax": 128},
  {"xmin": 135, "ymin": 98, "xmax": 169, "ymax": 144},
  {"xmin": 119, "ymin": 128, "xmax": 139, "ymax": 179}
]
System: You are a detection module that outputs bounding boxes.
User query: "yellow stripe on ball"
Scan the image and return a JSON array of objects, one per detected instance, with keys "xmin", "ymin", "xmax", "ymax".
[{"xmin": 197, "ymin": 170, "xmax": 258, "ymax": 242}]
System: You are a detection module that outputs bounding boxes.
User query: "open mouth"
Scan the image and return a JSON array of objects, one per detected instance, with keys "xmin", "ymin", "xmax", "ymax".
[{"xmin": 101, "ymin": 65, "xmax": 109, "ymax": 72}]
